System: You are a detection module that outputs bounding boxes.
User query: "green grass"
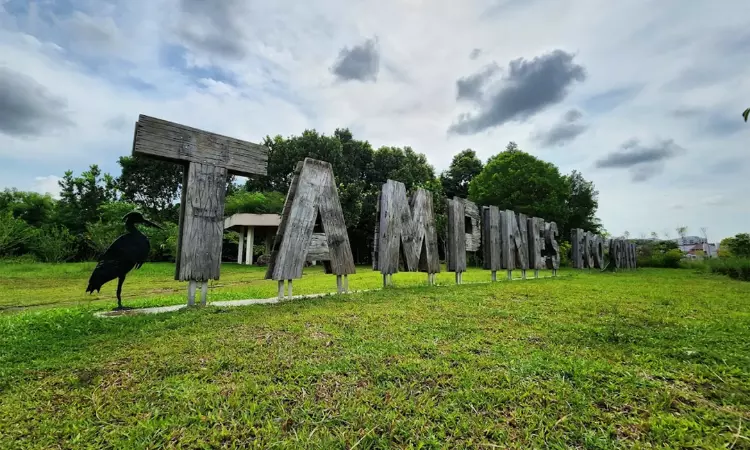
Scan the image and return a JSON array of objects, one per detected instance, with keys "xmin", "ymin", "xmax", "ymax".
[{"xmin": 1, "ymin": 264, "xmax": 749, "ymax": 448}]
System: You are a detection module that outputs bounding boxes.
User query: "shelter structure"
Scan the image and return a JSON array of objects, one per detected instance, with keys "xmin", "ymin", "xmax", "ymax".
[{"xmin": 223, "ymin": 213, "xmax": 281, "ymax": 265}]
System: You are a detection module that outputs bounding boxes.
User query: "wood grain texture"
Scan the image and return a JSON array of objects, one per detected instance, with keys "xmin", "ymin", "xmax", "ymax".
[
  {"xmin": 571, "ymin": 229, "xmax": 584, "ymax": 269},
  {"xmin": 306, "ymin": 233, "xmax": 330, "ymax": 261},
  {"xmin": 375, "ymin": 181, "xmax": 440, "ymax": 275},
  {"xmin": 528, "ymin": 217, "xmax": 545, "ymax": 270},
  {"xmin": 515, "ymin": 213, "xmax": 529, "ymax": 270},
  {"xmin": 266, "ymin": 158, "xmax": 355, "ymax": 281},
  {"xmin": 593, "ymin": 234, "xmax": 604, "ymax": 269},
  {"xmin": 372, "ymin": 191, "xmax": 382, "ymax": 271},
  {"xmin": 446, "ymin": 198, "xmax": 467, "ymax": 273},
  {"xmin": 632, "ymin": 243, "xmax": 638, "ymax": 268},
  {"xmin": 584, "ymin": 232, "xmax": 594, "ymax": 269},
  {"xmin": 132, "ymin": 115, "xmax": 268, "ymax": 176},
  {"xmin": 500, "ymin": 210, "xmax": 516, "ymax": 270},
  {"xmin": 453, "ymin": 198, "xmax": 481, "ymax": 252},
  {"xmin": 544, "ymin": 222, "xmax": 560, "ymax": 270},
  {"xmin": 175, "ymin": 162, "xmax": 227, "ymax": 281},
  {"xmin": 482, "ymin": 206, "xmax": 502, "ymax": 271}
]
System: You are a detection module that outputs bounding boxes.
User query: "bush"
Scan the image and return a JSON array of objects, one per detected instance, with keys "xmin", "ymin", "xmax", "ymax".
[
  {"xmin": 0, "ymin": 211, "xmax": 32, "ymax": 257},
  {"xmin": 31, "ymin": 225, "xmax": 78, "ymax": 262},
  {"xmin": 86, "ymin": 220, "xmax": 124, "ymax": 257},
  {"xmin": 559, "ymin": 241, "xmax": 572, "ymax": 267},
  {"xmin": 224, "ymin": 191, "xmax": 285, "ymax": 216},
  {"xmin": 638, "ymin": 248, "xmax": 683, "ymax": 268},
  {"xmin": 704, "ymin": 257, "xmax": 750, "ymax": 281}
]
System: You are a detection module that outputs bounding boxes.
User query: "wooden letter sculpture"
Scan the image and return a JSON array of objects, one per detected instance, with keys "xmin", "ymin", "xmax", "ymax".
[
  {"xmin": 446, "ymin": 197, "xmax": 480, "ymax": 284},
  {"xmin": 374, "ymin": 180, "xmax": 440, "ymax": 286},
  {"xmin": 482, "ymin": 206, "xmax": 502, "ymax": 281},
  {"xmin": 544, "ymin": 222, "xmax": 560, "ymax": 275},
  {"xmin": 528, "ymin": 217, "xmax": 546, "ymax": 278},
  {"xmin": 132, "ymin": 114, "xmax": 268, "ymax": 306},
  {"xmin": 266, "ymin": 158, "xmax": 355, "ymax": 298}
]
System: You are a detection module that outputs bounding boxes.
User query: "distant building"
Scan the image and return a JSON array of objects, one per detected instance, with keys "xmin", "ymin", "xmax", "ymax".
[
  {"xmin": 679, "ymin": 242, "xmax": 717, "ymax": 259},
  {"xmin": 675, "ymin": 236, "xmax": 707, "ymax": 246}
]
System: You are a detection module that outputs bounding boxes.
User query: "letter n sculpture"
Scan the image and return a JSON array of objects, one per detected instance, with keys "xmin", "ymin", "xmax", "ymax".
[
  {"xmin": 266, "ymin": 158, "xmax": 356, "ymax": 298},
  {"xmin": 132, "ymin": 114, "xmax": 268, "ymax": 306}
]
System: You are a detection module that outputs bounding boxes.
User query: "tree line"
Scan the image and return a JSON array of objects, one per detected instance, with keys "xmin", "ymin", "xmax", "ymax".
[{"xmin": 0, "ymin": 128, "xmax": 602, "ymax": 264}]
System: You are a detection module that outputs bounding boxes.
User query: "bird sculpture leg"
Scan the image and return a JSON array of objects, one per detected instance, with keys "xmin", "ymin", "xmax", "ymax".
[{"xmin": 115, "ymin": 275, "xmax": 125, "ymax": 310}]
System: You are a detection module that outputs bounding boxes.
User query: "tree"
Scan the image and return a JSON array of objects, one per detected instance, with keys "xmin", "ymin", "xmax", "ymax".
[
  {"xmin": 468, "ymin": 142, "xmax": 570, "ymax": 231},
  {"xmin": 743, "ymin": 108, "xmax": 749, "ymax": 122},
  {"xmin": 116, "ymin": 155, "xmax": 183, "ymax": 222},
  {"xmin": 0, "ymin": 189, "xmax": 56, "ymax": 227},
  {"xmin": 563, "ymin": 170, "xmax": 601, "ymax": 235},
  {"xmin": 725, "ymin": 233, "xmax": 750, "ymax": 258},
  {"xmin": 0, "ymin": 211, "xmax": 32, "ymax": 256},
  {"xmin": 650, "ymin": 231, "xmax": 659, "ymax": 240},
  {"xmin": 56, "ymin": 165, "xmax": 118, "ymax": 235},
  {"xmin": 676, "ymin": 226, "xmax": 688, "ymax": 244},
  {"xmin": 440, "ymin": 149, "xmax": 483, "ymax": 199}
]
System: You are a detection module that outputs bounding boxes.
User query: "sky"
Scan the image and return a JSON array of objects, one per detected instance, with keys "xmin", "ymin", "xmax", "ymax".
[{"xmin": 0, "ymin": 0, "xmax": 748, "ymax": 242}]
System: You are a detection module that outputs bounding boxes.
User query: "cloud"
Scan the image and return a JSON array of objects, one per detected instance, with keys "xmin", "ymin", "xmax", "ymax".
[
  {"xmin": 176, "ymin": 0, "xmax": 248, "ymax": 59},
  {"xmin": 449, "ymin": 49, "xmax": 586, "ymax": 135},
  {"xmin": 59, "ymin": 11, "xmax": 121, "ymax": 54},
  {"xmin": 581, "ymin": 85, "xmax": 642, "ymax": 114},
  {"xmin": 0, "ymin": 67, "xmax": 74, "ymax": 137},
  {"xmin": 670, "ymin": 107, "xmax": 745, "ymax": 137},
  {"xmin": 531, "ymin": 109, "xmax": 588, "ymax": 147},
  {"xmin": 331, "ymin": 37, "xmax": 380, "ymax": 82},
  {"xmin": 32, "ymin": 175, "xmax": 62, "ymax": 199},
  {"xmin": 595, "ymin": 138, "xmax": 685, "ymax": 182},
  {"xmin": 469, "ymin": 48, "xmax": 482, "ymax": 60},
  {"xmin": 456, "ymin": 63, "xmax": 499, "ymax": 102},
  {"xmin": 104, "ymin": 115, "xmax": 130, "ymax": 131}
]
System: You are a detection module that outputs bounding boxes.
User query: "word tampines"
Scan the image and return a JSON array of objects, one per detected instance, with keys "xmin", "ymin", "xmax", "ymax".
[{"xmin": 266, "ymin": 158, "xmax": 637, "ymax": 295}]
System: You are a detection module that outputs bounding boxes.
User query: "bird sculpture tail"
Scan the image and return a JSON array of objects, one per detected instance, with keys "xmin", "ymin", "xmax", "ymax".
[{"xmin": 86, "ymin": 260, "xmax": 121, "ymax": 294}]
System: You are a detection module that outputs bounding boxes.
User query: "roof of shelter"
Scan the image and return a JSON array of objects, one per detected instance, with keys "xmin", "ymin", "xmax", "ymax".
[{"xmin": 224, "ymin": 213, "xmax": 281, "ymax": 230}]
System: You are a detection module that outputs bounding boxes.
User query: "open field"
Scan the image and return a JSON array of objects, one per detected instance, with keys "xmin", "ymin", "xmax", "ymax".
[
  {"xmin": 1, "ymin": 264, "xmax": 750, "ymax": 448},
  {"xmin": 0, "ymin": 261, "xmax": 567, "ymax": 313}
]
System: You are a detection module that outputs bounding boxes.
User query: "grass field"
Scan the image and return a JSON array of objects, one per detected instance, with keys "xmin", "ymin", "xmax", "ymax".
[{"xmin": 1, "ymin": 263, "xmax": 749, "ymax": 448}]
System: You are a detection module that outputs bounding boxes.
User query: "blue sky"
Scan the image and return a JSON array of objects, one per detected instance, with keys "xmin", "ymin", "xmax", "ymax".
[{"xmin": 0, "ymin": 0, "xmax": 748, "ymax": 242}]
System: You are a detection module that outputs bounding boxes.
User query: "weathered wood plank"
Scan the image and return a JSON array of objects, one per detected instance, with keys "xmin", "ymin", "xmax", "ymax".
[
  {"xmin": 515, "ymin": 213, "xmax": 529, "ymax": 270},
  {"xmin": 446, "ymin": 198, "xmax": 467, "ymax": 273},
  {"xmin": 584, "ymin": 232, "xmax": 594, "ymax": 269},
  {"xmin": 372, "ymin": 191, "xmax": 382, "ymax": 271},
  {"xmin": 376, "ymin": 180, "xmax": 440, "ymax": 275},
  {"xmin": 528, "ymin": 217, "xmax": 545, "ymax": 270},
  {"xmin": 482, "ymin": 206, "xmax": 502, "ymax": 271},
  {"xmin": 306, "ymin": 233, "xmax": 330, "ymax": 261},
  {"xmin": 132, "ymin": 115, "xmax": 267, "ymax": 176},
  {"xmin": 266, "ymin": 158, "xmax": 355, "ymax": 280},
  {"xmin": 592, "ymin": 234, "xmax": 604, "ymax": 269},
  {"xmin": 453, "ymin": 198, "xmax": 481, "ymax": 252},
  {"xmin": 544, "ymin": 222, "xmax": 560, "ymax": 270},
  {"xmin": 571, "ymin": 229, "xmax": 584, "ymax": 269},
  {"xmin": 175, "ymin": 162, "xmax": 227, "ymax": 281},
  {"xmin": 500, "ymin": 210, "xmax": 516, "ymax": 270}
]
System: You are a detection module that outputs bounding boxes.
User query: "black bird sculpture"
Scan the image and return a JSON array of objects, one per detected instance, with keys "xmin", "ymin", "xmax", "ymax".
[{"xmin": 86, "ymin": 211, "xmax": 162, "ymax": 309}]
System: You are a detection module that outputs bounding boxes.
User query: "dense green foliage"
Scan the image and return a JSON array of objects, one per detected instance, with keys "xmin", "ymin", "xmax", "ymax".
[
  {"xmin": 722, "ymin": 233, "xmax": 750, "ymax": 258},
  {"xmin": 1, "ymin": 265, "xmax": 749, "ymax": 447},
  {"xmin": 224, "ymin": 191, "xmax": 286, "ymax": 216},
  {"xmin": 635, "ymin": 239, "xmax": 682, "ymax": 268},
  {"xmin": 468, "ymin": 142, "xmax": 601, "ymax": 238},
  {"xmin": 702, "ymin": 257, "xmax": 750, "ymax": 281}
]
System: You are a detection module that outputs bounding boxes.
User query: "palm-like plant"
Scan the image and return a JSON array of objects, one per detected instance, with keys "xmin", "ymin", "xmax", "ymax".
[{"xmin": 744, "ymin": 108, "xmax": 749, "ymax": 122}]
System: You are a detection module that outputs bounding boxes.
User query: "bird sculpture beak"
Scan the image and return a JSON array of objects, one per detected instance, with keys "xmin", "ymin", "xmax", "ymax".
[{"xmin": 143, "ymin": 219, "xmax": 163, "ymax": 230}]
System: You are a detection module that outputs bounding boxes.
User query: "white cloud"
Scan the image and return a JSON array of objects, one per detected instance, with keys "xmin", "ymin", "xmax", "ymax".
[
  {"xmin": 0, "ymin": 0, "xmax": 748, "ymax": 241},
  {"xmin": 32, "ymin": 175, "xmax": 62, "ymax": 199}
]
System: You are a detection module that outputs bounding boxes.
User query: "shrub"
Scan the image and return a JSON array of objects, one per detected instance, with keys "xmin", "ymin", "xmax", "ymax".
[
  {"xmin": 638, "ymin": 248, "xmax": 683, "ymax": 268},
  {"xmin": 0, "ymin": 211, "xmax": 32, "ymax": 257},
  {"xmin": 31, "ymin": 225, "xmax": 78, "ymax": 262},
  {"xmin": 224, "ymin": 191, "xmax": 285, "ymax": 216},
  {"xmin": 85, "ymin": 220, "xmax": 125, "ymax": 257},
  {"xmin": 705, "ymin": 257, "xmax": 750, "ymax": 281},
  {"xmin": 559, "ymin": 241, "xmax": 572, "ymax": 266}
]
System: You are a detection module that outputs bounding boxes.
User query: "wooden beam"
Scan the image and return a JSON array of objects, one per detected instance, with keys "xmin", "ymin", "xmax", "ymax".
[
  {"xmin": 544, "ymin": 222, "xmax": 560, "ymax": 270},
  {"xmin": 446, "ymin": 198, "xmax": 467, "ymax": 273},
  {"xmin": 132, "ymin": 115, "xmax": 267, "ymax": 176},
  {"xmin": 500, "ymin": 210, "xmax": 516, "ymax": 270},
  {"xmin": 482, "ymin": 206, "xmax": 502, "ymax": 271},
  {"xmin": 515, "ymin": 212, "xmax": 529, "ymax": 270},
  {"xmin": 175, "ymin": 162, "xmax": 226, "ymax": 281}
]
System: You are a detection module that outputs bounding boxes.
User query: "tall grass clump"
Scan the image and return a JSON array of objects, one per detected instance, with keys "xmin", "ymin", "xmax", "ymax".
[{"xmin": 704, "ymin": 257, "xmax": 750, "ymax": 281}]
